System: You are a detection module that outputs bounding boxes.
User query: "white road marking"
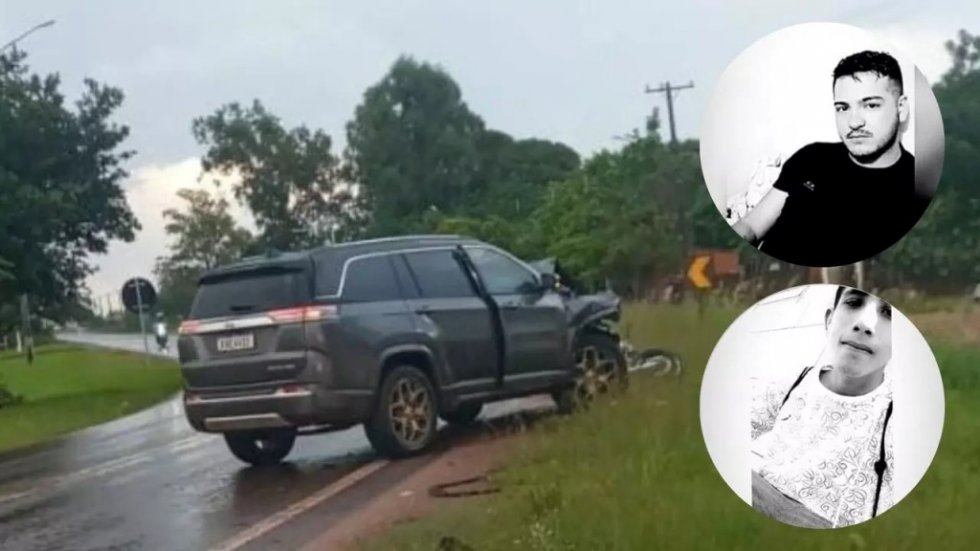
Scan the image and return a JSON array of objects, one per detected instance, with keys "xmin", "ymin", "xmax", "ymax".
[{"xmin": 208, "ymin": 459, "xmax": 390, "ymax": 551}]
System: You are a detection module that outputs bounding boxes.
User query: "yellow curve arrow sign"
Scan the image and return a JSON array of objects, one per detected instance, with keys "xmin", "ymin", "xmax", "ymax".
[{"xmin": 687, "ymin": 255, "xmax": 712, "ymax": 289}]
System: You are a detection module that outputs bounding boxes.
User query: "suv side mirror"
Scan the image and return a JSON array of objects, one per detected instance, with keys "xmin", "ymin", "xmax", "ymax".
[{"xmin": 539, "ymin": 272, "xmax": 557, "ymax": 291}]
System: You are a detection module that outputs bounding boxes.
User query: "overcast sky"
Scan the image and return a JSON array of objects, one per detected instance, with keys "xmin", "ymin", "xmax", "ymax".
[{"xmin": 1, "ymin": 0, "xmax": 974, "ymax": 307}]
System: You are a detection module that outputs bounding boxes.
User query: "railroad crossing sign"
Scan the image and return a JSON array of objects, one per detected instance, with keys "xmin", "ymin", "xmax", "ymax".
[
  {"xmin": 687, "ymin": 255, "xmax": 712, "ymax": 289},
  {"xmin": 121, "ymin": 277, "xmax": 157, "ymax": 314}
]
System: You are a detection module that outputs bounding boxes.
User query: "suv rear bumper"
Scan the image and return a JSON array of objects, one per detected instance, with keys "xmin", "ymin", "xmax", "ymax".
[{"xmin": 182, "ymin": 385, "xmax": 374, "ymax": 433}]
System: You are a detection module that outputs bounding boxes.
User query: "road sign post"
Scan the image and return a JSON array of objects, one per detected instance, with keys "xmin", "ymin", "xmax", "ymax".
[
  {"xmin": 135, "ymin": 281, "xmax": 148, "ymax": 365},
  {"xmin": 121, "ymin": 278, "xmax": 157, "ymax": 366},
  {"xmin": 687, "ymin": 254, "xmax": 713, "ymax": 321},
  {"xmin": 20, "ymin": 294, "xmax": 33, "ymax": 364}
]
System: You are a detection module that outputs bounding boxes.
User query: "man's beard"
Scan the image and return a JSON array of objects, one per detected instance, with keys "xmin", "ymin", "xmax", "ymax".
[{"xmin": 846, "ymin": 117, "xmax": 901, "ymax": 164}]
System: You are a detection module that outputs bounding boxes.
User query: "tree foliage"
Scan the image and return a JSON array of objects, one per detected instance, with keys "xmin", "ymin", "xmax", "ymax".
[
  {"xmin": 469, "ymin": 132, "xmax": 581, "ymax": 221},
  {"xmin": 153, "ymin": 186, "xmax": 252, "ymax": 318},
  {"xmin": 346, "ymin": 56, "xmax": 488, "ymax": 236},
  {"xmin": 178, "ymin": 27, "xmax": 980, "ymax": 297},
  {"xmin": 0, "ymin": 50, "xmax": 139, "ymax": 329},
  {"xmin": 526, "ymin": 132, "xmax": 721, "ymax": 292},
  {"xmin": 192, "ymin": 100, "xmax": 353, "ymax": 251},
  {"xmin": 877, "ymin": 29, "xmax": 980, "ymax": 288}
]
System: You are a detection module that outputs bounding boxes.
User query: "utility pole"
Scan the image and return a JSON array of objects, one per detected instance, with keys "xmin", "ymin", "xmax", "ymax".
[{"xmin": 644, "ymin": 80, "xmax": 694, "ymax": 146}]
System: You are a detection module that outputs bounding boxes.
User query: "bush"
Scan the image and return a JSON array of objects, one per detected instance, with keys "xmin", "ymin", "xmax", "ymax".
[{"xmin": 0, "ymin": 377, "xmax": 23, "ymax": 409}]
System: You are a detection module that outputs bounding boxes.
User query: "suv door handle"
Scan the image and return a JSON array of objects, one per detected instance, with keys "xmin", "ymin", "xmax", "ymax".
[{"xmin": 415, "ymin": 306, "xmax": 433, "ymax": 315}]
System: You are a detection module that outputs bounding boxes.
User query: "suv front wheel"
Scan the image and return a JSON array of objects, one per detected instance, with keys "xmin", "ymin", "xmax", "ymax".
[
  {"xmin": 365, "ymin": 365, "xmax": 439, "ymax": 458},
  {"xmin": 224, "ymin": 428, "xmax": 297, "ymax": 466},
  {"xmin": 553, "ymin": 331, "xmax": 628, "ymax": 414}
]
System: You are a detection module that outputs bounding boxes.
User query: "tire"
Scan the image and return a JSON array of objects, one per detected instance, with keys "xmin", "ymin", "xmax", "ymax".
[
  {"xmin": 440, "ymin": 402, "xmax": 483, "ymax": 426},
  {"xmin": 552, "ymin": 386, "xmax": 578, "ymax": 415},
  {"xmin": 364, "ymin": 365, "xmax": 439, "ymax": 459},
  {"xmin": 224, "ymin": 428, "xmax": 296, "ymax": 466},
  {"xmin": 554, "ymin": 331, "xmax": 628, "ymax": 413}
]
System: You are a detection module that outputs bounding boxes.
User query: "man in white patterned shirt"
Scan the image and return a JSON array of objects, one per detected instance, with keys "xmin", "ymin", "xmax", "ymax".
[{"xmin": 751, "ymin": 286, "xmax": 894, "ymax": 528}]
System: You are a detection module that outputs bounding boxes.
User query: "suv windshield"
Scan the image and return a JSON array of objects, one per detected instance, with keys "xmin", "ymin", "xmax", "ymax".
[{"xmin": 190, "ymin": 268, "xmax": 311, "ymax": 319}]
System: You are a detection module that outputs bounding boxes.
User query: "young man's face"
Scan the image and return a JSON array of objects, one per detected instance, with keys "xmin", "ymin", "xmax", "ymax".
[
  {"xmin": 824, "ymin": 288, "xmax": 893, "ymax": 379},
  {"xmin": 833, "ymin": 71, "xmax": 907, "ymax": 162}
]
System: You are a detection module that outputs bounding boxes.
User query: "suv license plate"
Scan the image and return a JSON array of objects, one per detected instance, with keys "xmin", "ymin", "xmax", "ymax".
[{"xmin": 216, "ymin": 333, "xmax": 255, "ymax": 352}]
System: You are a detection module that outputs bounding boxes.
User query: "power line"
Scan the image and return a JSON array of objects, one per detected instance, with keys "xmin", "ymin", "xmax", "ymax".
[
  {"xmin": 1, "ymin": 19, "xmax": 55, "ymax": 52},
  {"xmin": 644, "ymin": 80, "xmax": 694, "ymax": 146}
]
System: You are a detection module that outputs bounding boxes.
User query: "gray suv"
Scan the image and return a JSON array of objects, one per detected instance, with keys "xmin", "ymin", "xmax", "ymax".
[{"xmin": 177, "ymin": 235, "xmax": 626, "ymax": 465}]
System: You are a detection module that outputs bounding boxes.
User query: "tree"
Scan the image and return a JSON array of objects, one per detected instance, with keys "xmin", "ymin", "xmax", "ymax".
[
  {"xmin": 876, "ymin": 29, "xmax": 980, "ymax": 288},
  {"xmin": 153, "ymin": 185, "xmax": 253, "ymax": 318},
  {"xmin": 346, "ymin": 56, "xmax": 487, "ymax": 235},
  {"xmin": 0, "ymin": 50, "xmax": 140, "ymax": 330},
  {"xmin": 469, "ymin": 134, "xmax": 581, "ymax": 221},
  {"xmin": 192, "ymin": 100, "xmax": 351, "ymax": 251},
  {"xmin": 159, "ymin": 187, "xmax": 253, "ymax": 272},
  {"xmin": 432, "ymin": 214, "xmax": 527, "ymax": 257}
]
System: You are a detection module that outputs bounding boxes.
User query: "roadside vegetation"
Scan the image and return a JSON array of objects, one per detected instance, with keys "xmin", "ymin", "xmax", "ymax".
[
  {"xmin": 363, "ymin": 302, "xmax": 980, "ymax": 550},
  {"xmin": 0, "ymin": 345, "xmax": 181, "ymax": 453}
]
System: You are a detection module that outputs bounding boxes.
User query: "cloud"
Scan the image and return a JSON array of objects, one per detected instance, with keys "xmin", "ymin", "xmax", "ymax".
[{"xmin": 86, "ymin": 159, "xmax": 254, "ymax": 308}]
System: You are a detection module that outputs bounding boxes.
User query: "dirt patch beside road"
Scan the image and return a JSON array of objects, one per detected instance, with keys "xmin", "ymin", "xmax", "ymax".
[
  {"xmin": 301, "ymin": 429, "xmax": 527, "ymax": 551},
  {"xmin": 300, "ymin": 396, "xmax": 556, "ymax": 551}
]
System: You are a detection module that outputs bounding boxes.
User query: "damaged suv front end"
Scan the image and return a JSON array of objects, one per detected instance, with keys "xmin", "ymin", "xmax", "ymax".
[{"xmin": 529, "ymin": 258, "xmax": 628, "ymax": 408}]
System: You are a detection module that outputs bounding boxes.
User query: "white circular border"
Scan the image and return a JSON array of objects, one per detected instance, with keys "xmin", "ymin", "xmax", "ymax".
[
  {"xmin": 699, "ymin": 284, "xmax": 945, "ymax": 519},
  {"xmin": 699, "ymin": 21, "xmax": 939, "ymax": 216}
]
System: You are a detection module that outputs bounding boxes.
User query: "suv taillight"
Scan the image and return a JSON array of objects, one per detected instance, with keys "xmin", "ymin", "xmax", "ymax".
[
  {"xmin": 179, "ymin": 320, "xmax": 200, "ymax": 335},
  {"xmin": 267, "ymin": 305, "xmax": 337, "ymax": 324},
  {"xmin": 177, "ymin": 305, "xmax": 336, "ymax": 335}
]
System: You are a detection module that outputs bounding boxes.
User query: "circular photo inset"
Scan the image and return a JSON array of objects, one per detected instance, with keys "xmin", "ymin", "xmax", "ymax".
[
  {"xmin": 700, "ymin": 284, "xmax": 944, "ymax": 529},
  {"xmin": 700, "ymin": 22, "xmax": 945, "ymax": 267}
]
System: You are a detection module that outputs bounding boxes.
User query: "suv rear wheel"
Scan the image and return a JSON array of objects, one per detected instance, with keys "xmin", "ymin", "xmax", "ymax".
[
  {"xmin": 224, "ymin": 428, "xmax": 296, "ymax": 466},
  {"xmin": 553, "ymin": 331, "xmax": 628, "ymax": 414},
  {"xmin": 440, "ymin": 402, "xmax": 483, "ymax": 426},
  {"xmin": 364, "ymin": 365, "xmax": 438, "ymax": 458}
]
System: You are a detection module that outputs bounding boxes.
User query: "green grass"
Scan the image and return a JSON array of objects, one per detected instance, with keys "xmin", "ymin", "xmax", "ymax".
[
  {"xmin": 363, "ymin": 303, "xmax": 980, "ymax": 551},
  {"xmin": 0, "ymin": 345, "xmax": 181, "ymax": 453}
]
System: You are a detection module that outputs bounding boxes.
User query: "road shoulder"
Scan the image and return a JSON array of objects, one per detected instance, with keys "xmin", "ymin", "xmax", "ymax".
[{"xmin": 301, "ymin": 428, "xmax": 526, "ymax": 551}]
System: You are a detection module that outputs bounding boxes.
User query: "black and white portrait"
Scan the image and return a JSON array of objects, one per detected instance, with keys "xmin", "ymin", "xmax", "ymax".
[
  {"xmin": 750, "ymin": 286, "xmax": 895, "ymax": 528},
  {"xmin": 700, "ymin": 23, "xmax": 945, "ymax": 267},
  {"xmin": 699, "ymin": 284, "xmax": 945, "ymax": 530}
]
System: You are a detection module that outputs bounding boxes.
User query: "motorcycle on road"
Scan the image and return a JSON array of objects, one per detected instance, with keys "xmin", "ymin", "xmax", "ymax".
[{"xmin": 153, "ymin": 321, "xmax": 169, "ymax": 353}]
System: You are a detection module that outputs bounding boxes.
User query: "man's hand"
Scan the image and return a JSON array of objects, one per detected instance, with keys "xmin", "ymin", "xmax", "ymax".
[{"xmin": 752, "ymin": 471, "xmax": 832, "ymax": 529}]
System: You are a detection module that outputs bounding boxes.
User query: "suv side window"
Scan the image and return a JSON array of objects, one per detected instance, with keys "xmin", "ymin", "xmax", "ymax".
[
  {"xmin": 342, "ymin": 255, "xmax": 402, "ymax": 302},
  {"xmin": 403, "ymin": 249, "xmax": 475, "ymax": 298},
  {"xmin": 466, "ymin": 247, "xmax": 539, "ymax": 295},
  {"xmin": 313, "ymin": 251, "xmax": 342, "ymax": 296}
]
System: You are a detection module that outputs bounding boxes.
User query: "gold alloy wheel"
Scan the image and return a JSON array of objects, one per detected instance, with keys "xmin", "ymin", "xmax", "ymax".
[
  {"xmin": 574, "ymin": 344, "xmax": 621, "ymax": 404},
  {"xmin": 388, "ymin": 376, "xmax": 433, "ymax": 446}
]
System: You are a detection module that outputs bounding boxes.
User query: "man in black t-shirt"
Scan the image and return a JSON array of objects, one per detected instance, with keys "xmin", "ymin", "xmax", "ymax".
[{"xmin": 732, "ymin": 50, "xmax": 929, "ymax": 266}]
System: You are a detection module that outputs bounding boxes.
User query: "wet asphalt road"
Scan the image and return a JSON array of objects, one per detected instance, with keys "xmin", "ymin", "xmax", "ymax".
[{"xmin": 0, "ymin": 331, "xmax": 553, "ymax": 551}]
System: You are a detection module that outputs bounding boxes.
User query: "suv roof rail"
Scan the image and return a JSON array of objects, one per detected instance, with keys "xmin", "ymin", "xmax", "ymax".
[{"xmin": 331, "ymin": 234, "xmax": 466, "ymax": 247}]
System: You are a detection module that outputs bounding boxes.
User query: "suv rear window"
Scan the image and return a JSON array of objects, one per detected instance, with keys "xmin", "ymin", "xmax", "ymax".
[{"xmin": 190, "ymin": 269, "xmax": 311, "ymax": 319}]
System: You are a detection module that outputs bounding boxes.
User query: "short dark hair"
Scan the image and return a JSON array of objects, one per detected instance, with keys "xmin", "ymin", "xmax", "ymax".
[
  {"xmin": 834, "ymin": 285, "xmax": 845, "ymax": 309},
  {"xmin": 833, "ymin": 50, "xmax": 903, "ymax": 96}
]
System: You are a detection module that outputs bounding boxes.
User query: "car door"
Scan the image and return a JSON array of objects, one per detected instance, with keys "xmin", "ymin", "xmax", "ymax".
[
  {"xmin": 463, "ymin": 246, "xmax": 570, "ymax": 388},
  {"xmin": 399, "ymin": 249, "xmax": 500, "ymax": 395}
]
